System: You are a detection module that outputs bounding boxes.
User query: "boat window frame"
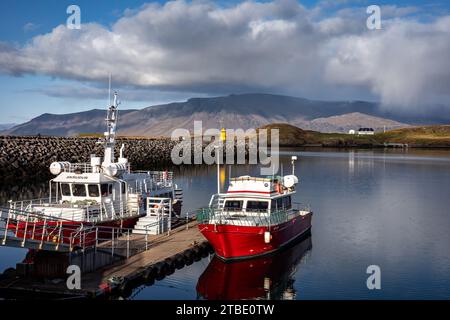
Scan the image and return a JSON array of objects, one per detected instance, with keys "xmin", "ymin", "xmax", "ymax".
[
  {"xmin": 270, "ymin": 195, "xmax": 292, "ymax": 212},
  {"xmin": 223, "ymin": 200, "xmax": 244, "ymax": 212},
  {"xmin": 72, "ymin": 183, "xmax": 87, "ymax": 197},
  {"xmin": 245, "ymin": 200, "xmax": 269, "ymax": 213},
  {"xmin": 60, "ymin": 183, "xmax": 71, "ymax": 197},
  {"xmin": 88, "ymin": 184, "xmax": 100, "ymax": 197},
  {"xmin": 101, "ymin": 183, "xmax": 112, "ymax": 197}
]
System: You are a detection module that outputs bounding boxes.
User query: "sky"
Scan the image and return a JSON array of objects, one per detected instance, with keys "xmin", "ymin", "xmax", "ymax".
[{"xmin": 0, "ymin": 0, "xmax": 449, "ymax": 124}]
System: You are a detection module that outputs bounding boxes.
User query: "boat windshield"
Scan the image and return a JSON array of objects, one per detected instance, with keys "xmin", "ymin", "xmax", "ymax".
[
  {"xmin": 88, "ymin": 184, "xmax": 100, "ymax": 197},
  {"xmin": 101, "ymin": 184, "xmax": 113, "ymax": 196},
  {"xmin": 224, "ymin": 200, "xmax": 243, "ymax": 211},
  {"xmin": 72, "ymin": 184, "xmax": 86, "ymax": 197},
  {"xmin": 61, "ymin": 183, "xmax": 71, "ymax": 196},
  {"xmin": 246, "ymin": 201, "xmax": 269, "ymax": 212}
]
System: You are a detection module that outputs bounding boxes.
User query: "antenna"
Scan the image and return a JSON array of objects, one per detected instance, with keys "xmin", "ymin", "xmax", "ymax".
[
  {"xmin": 291, "ymin": 156, "xmax": 298, "ymax": 175},
  {"xmin": 108, "ymin": 73, "xmax": 112, "ymax": 106}
]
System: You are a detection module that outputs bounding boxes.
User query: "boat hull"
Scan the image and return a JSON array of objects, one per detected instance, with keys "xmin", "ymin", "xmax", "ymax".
[
  {"xmin": 7, "ymin": 215, "xmax": 140, "ymax": 247},
  {"xmin": 199, "ymin": 212, "xmax": 312, "ymax": 260}
]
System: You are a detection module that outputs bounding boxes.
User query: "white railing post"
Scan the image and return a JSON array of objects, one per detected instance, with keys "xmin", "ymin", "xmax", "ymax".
[
  {"xmin": 2, "ymin": 209, "xmax": 10, "ymax": 245},
  {"xmin": 186, "ymin": 211, "xmax": 189, "ymax": 230},
  {"xmin": 168, "ymin": 200, "xmax": 172, "ymax": 236},
  {"xmin": 111, "ymin": 228, "xmax": 115, "ymax": 257},
  {"xmin": 127, "ymin": 230, "xmax": 130, "ymax": 258},
  {"xmin": 21, "ymin": 212, "xmax": 31, "ymax": 247},
  {"xmin": 145, "ymin": 226, "xmax": 148, "ymax": 251},
  {"xmin": 56, "ymin": 221, "xmax": 63, "ymax": 251},
  {"xmin": 40, "ymin": 218, "xmax": 47, "ymax": 249},
  {"xmin": 95, "ymin": 228, "xmax": 98, "ymax": 253}
]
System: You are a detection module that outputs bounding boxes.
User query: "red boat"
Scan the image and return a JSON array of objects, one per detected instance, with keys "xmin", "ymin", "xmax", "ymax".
[
  {"xmin": 197, "ymin": 235, "xmax": 312, "ymax": 300},
  {"xmin": 197, "ymin": 157, "xmax": 313, "ymax": 261}
]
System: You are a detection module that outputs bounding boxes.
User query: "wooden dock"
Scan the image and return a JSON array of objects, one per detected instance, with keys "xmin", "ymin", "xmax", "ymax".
[{"xmin": 0, "ymin": 221, "xmax": 211, "ymax": 299}]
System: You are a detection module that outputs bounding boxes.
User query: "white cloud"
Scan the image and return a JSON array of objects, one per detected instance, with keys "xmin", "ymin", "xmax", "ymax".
[{"xmin": 1, "ymin": 0, "xmax": 449, "ymax": 115}]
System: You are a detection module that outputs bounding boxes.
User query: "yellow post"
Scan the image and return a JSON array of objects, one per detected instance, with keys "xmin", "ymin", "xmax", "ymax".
[{"xmin": 220, "ymin": 128, "xmax": 226, "ymax": 142}]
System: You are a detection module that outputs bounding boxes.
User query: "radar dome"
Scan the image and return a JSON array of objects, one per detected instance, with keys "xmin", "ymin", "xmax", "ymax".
[{"xmin": 283, "ymin": 175, "xmax": 299, "ymax": 188}]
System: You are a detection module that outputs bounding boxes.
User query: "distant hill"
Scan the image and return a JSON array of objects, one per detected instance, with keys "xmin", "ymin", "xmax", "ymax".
[
  {"xmin": 307, "ymin": 112, "xmax": 407, "ymax": 133},
  {"xmin": 4, "ymin": 93, "xmax": 414, "ymax": 136},
  {"xmin": 258, "ymin": 123, "xmax": 317, "ymax": 146},
  {"xmin": 0, "ymin": 123, "xmax": 16, "ymax": 131},
  {"xmin": 5, "ymin": 109, "xmax": 137, "ymax": 136},
  {"xmin": 261, "ymin": 123, "xmax": 450, "ymax": 147},
  {"xmin": 379, "ymin": 125, "xmax": 450, "ymax": 145}
]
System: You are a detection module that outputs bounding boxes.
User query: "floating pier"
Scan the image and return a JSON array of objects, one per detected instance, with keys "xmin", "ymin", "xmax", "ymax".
[{"xmin": 0, "ymin": 219, "xmax": 211, "ymax": 299}]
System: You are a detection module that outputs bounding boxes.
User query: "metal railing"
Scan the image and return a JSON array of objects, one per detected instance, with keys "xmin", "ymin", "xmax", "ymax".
[
  {"xmin": 133, "ymin": 171, "xmax": 174, "ymax": 190},
  {"xmin": 9, "ymin": 197, "xmax": 136, "ymax": 225},
  {"xmin": 62, "ymin": 162, "xmax": 132, "ymax": 174},
  {"xmin": 195, "ymin": 202, "xmax": 311, "ymax": 227},
  {"xmin": 0, "ymin": 207, "xmax": 154, "ymax": 258}
]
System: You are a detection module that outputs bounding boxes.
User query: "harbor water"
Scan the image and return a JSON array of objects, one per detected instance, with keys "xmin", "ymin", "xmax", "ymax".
[{"xmin": 1, "ymin": 148, "xmax": 450, "ymax": 299}]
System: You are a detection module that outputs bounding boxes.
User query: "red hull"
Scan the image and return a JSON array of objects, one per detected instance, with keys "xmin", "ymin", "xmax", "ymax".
[
  {"xmin": 199, "ymin": 212, "xmax": 312, "ymax": 260},
  {"xmin": 7, "ymin": 216, "xmax": 140, "ymax": 247}
]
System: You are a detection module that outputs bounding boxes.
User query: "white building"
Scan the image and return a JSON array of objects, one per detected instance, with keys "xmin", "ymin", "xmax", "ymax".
[{"xmin": 357, "ymin": 128, "xmax": 375, "ymax": 135}]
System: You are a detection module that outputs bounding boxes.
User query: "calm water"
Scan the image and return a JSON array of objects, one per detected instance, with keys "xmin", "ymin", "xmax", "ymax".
[{"xmin": 1, "ymin": 148, "xmax": 450, "ymax": 299}]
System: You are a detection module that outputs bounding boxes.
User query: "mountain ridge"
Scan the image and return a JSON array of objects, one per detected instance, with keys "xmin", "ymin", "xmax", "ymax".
[{"xmin": 3, "ymin": 93, "xmax": 421, "ymax": 136}]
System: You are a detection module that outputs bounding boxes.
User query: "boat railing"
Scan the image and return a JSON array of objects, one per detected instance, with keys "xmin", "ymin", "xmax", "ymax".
[
  {"xmin": 9, "ymin": 197, "xmax": 58, "ymax": 212},
  {"xmin": 8, "ymin": 197, "xmax": 136, "ymax": 225},
  {"xmin": 0, "ymin": 206, "xmax": 154, "ymax": 258},
  {"xmin": 62, "ymin": 162, "xmax": 131, "ymax": 174},
  {"xmin": 133, "ymin": 171, "xmax": 174, "ymax": 189},
  {"xmin": 195, "ymin": 202, "xmax": 311, "ymax": 227},
  {"xmin": 0, "ymin": 206, "xmax": 86, "ymax": 250}
]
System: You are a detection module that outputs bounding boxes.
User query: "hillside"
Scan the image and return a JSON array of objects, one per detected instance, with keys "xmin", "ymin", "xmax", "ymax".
[
  {"xmin": 308, "ymin": 112, "xmax": 406, "ymax": 133},
  {"xmin": 4, "ymin": 93, "xmax": 411, "ymax": 137},
  {"xmin": 5, "ymin": 109, "xmax": 137, "ymax": 136},
  {"xmin": 260, "ymin": 123, "xmax": 450, "ymax": 147}
]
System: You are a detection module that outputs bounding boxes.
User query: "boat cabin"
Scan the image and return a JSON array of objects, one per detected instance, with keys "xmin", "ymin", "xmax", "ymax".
[{"xmin": 210, "ymin": 175, "xmax": 298, "ymax": 215}]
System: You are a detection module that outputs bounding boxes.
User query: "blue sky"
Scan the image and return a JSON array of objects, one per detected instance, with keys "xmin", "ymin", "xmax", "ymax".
[{"xmin": 0, "ymin": 0, "xmax": 449, "ymax": 124}]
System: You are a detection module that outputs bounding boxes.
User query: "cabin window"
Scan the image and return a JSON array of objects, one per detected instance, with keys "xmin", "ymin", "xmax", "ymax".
[
  {"xmin": 101, "ymin": 184, "xmax": 110, "ymax": 196},
  {"xmin": 72, "ymin": 184, "xmax": 87, "ymax": 197},
  {"xmin": 271, "ymin": 196, "xmax": 292, "ymax": 211},
  {"xmin": 61, "ymin": 183, "xmax": 71, "ymax": 197},
  {"xmin": 271, "ymin": 198, "xmax": 284, "ymax": 211},
  {"xmin": 284, "ymin": 196, "xmax": 292, "ymax": 209},
  {"xmin": 88, "ymin": 185, "xmax": 100, "ymax": 197},
  {"xmin": 224, "ymin": 200, "xmax": 243, "ymax": 211},
  {"xmin": 246, "ymin": 201, "xmax": 269, "ymax": 212},
  {"xmin": 121, "ymin": 182, "xmax": 126, "ymax": 194}
]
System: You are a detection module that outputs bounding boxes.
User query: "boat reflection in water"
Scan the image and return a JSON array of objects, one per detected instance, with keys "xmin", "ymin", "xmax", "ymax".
[{"xmin": 196, "ymin": 235, "xmax": 312, "ymax": 300}]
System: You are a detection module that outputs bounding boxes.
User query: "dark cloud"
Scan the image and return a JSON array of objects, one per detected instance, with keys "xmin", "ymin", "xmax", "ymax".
[{"xmin": 0, "ymin": 0, "xmax": 449, "ymax": 115}]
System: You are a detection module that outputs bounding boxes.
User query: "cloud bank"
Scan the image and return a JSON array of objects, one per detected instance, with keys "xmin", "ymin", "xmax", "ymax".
[{"xmin": 0, "ymin": 0, "xmax": 449, "ymax": 115}]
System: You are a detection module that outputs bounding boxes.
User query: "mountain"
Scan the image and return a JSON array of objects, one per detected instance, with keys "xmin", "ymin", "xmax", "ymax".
[
  {"xmin": 306, "ymin": 112, "xmax": 407, "ymax": 133},
  {"xmin": 0, "ymin": 123, "xmax": 16, "ymax": 131},
  {"xmin": 4, "ymin": 93, "xmax": 412, "ymax": 136},
  {"xmin": 5, "ymin": 109, "xmax": 138, "ymax": 136}
]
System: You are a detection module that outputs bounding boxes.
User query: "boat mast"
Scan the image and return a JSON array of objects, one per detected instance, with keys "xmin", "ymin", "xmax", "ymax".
[{"xmin": 103, "ymin": 92, "xmax": 119, "ymax": 167}]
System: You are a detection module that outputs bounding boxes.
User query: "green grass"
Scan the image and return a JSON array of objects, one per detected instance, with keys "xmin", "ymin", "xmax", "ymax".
[{"xmin": 260, "ymin": 124, "xmax": 450, "ymax": 147}]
